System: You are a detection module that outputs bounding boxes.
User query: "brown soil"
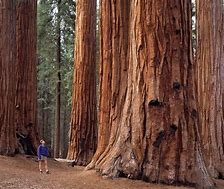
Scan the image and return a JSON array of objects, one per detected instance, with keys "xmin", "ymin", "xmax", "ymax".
[{"xmin": 0, "ymin": 155, "xmax": 223, "ymax": 189}]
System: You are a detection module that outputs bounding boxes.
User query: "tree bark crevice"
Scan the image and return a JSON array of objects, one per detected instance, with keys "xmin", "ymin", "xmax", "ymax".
[
  {"xmin": 0, "ymin": 0, "xmax": 17, "ymax": 156},
  {"xmin": 67, "ymin": 0, "xmax": 97, "ymax": 166},
  {"xmin": 87, "ymin": 1, "xmax": 215, "ymax": 188},
  {"xmin": 15, "ymin": 0, "xmax": 38, "ymax": 155},
  {"xmin": 196, "ymin": 0, "xmax": 224, "ymax": 179}
]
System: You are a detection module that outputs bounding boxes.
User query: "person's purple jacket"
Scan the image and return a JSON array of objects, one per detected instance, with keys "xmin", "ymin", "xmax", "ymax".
[{"xmin": 37, "ymin": 144, "xmax": 49, "ymax": 159}]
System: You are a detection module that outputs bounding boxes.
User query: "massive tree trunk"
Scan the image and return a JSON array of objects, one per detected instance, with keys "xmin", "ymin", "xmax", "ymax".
[
  {"xmin": 54, "ymin": 0, "xmax": 61, "ymax": 158},
  {"xmin": 15, "ymin": 0, "xmax": 38, "ymax": 155},
  {"xmin": 0, "ymin": 0, "xmax": 17, "ymax": 155},
  {"xmin": 87, "ymin": 0, "xmax": 130, "ymax": 169},
  {"xmin": 87, "ymin": 0, "xmax": 214, "ymax": 187},
  {"xmin": 196, "ymin": 0, "xmax": 224, "ymax": 178},
  {"xmin": 67, "ymin": 0, "xmax": 97, "ymax": 165}
]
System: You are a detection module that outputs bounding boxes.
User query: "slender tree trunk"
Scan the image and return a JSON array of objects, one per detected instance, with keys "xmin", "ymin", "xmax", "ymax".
[
  {"xmin": 15, "ymin": 0, "xmax": 38, "ymax": 155},
  {"xmin": 88, "ymin": 1, "xmax": 214, "ymax": 188},
  {"xmin": 54, "ymin": 0, "xmax": 61, "ymax": 158},
  {"xmin": 61, "ymin": 107, "xmax": 66, "ymax": 157},
  {"xmin": 40, "ymin": 96, "xmax": 45, "ymax": 140},
  {"xmin": 45, "ymin": 81, "xmax": 52, "ymax": 155},
  {"xmin": 61, "ymin": 105, "xmax": 69, "ymax": 158},
  {"xmin": 0, "ymin": 0, "xmax": 17, "ymax": 155},
  {"xmin": 67, "ymin": 0, "xmax": 97, "ymax": 165},
  {"xmin": 196, "ymin": 0, "xmax": 224, "ymax": 178}
]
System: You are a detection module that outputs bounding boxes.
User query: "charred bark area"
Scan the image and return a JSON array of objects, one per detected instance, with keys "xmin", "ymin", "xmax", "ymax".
[
  {"xmin": 196, "ymin": 0, "xmax": 224, "ymax": 178},
  {"xmin": 0, "ymin": 0, "xmax": 17, "ymax": 155},
  {"xmin": 15, "ymin": 0, "xmax": 38, "ymax": 155},
  {"xmin": 88, "ymin": 0, "xmax": 214, "ymax": 188},
  {"xmin": 67, "ymin": 0, "xmax": 97, "ymax": 165}
]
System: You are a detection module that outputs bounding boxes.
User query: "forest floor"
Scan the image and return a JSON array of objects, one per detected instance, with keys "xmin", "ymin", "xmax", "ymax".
[{"xmin": 0, "ymin": 155, "xmax": 223, "ymax": 189}]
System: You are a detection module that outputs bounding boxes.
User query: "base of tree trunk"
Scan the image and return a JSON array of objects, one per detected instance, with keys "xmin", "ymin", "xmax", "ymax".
[
  {"xmin": 16, "ymin": 131, "xmax": 36, "ymax": 155},
  {"xmin": 206, "ymin": 163, "xmax": 224, "ymax": 180},
  {"xmin": 87, "ymin": 140, "xmax": 215, "ymax": 189}
]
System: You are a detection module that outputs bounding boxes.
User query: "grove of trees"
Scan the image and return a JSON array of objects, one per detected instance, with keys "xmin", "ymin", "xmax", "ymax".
[
  {"xmin": 0, "ymin": 0, "xmax": 223, "ymax": 188},
  {"xmin": 37, "ymin": 0, "xmax": 75, "ymax": 157}
]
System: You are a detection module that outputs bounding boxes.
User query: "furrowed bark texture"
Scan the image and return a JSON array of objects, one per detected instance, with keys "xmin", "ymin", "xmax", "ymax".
[
  {"xmin": 196, "ymin": 0, "xmax": 224, "ymax": 178},
  {"xmin": 15, "ymin": 0, "xmax": 38, "ymax": 155},
  {"xmin": 88, "ymin": 0, "xmax": 214, "ymax": 188},
  {"xmin": 0, "ymin": 0, "xmax": 17, "ymax": 155},
  {"xmin": 87, "ymin": 0, "xmax": 130, "ymax": 169},
  {"xmin": 67, "ymin": 0, "xmax": 97, "ymax": 165}
]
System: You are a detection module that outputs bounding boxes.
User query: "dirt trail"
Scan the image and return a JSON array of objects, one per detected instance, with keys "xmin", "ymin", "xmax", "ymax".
[{"xmin": 0, "ymin": 155, "xmax": 223, "ymax": 189}]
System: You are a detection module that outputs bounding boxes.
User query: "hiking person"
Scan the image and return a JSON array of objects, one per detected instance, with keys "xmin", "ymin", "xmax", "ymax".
[{"xmin": 37, "ymin": 139, "xmax": 49, "ymax": 174}]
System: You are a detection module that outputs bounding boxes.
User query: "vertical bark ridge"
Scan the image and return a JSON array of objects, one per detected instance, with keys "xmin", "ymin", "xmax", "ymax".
[
  {"xmin": 15, "ymin": 0, "xmax": 38, "ymax": 154},
  {"xmin": 0, "ymin": 0, "xmax": 17, "ymax": 155},
  {"xmin": 87, "ymin": 0, "xmax": 130, "ymax": 169},
  {"xmin": 67, "ymin": 0, "xmax": 97, "ymax": 165},
  {"xmin": 88, "ymin": 0, "xmax": 214, "ymax": 188},
  {"xmin": 196, "ymin": 0, "xmax": 224, "ymax": 178}
]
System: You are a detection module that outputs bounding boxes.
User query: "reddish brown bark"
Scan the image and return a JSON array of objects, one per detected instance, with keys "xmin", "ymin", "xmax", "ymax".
[
  {"xmin": 15, "ymin": 0, "xmax": 38, "ymax": 154},
  {"xmin": 196, "ymin": 0, "xmax": 224, "ymax": 178},
  {"xmin": 88, "ymin": 0, "xmax": 214, "ymax": 188},
  {"xmin": 0, "ymin": 0, "xmax": 17, "ymax": 155},
  {"xmin": 87, "ymin": 0, "xmax": 130, "ymax": 169},
  {"xmin": 67, "ymin": 0, "xmax": 97, "ymax": 165}
]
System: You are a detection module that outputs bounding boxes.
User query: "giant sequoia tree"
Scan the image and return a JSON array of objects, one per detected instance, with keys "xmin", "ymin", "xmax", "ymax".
[
  {"xmin": 15, "ymin": 0, "xmax": 38, "ymax": 154},
  {"xmin": 87, "ymin": 0, "xmax": 214, "ymax": 187},
  {"xmin": 0, "ymin": 0, "xmax": 38, "ymax": 155},
  {"xmin": 0, "ymin": 0, "xmax": 17, "ymax": 155},
  {"xmin": 196, "ymin": 0, "xmax": 224, "ymax": 178},
  {"xmin": 67, "ymin": 0, "xmax": 97, "ymax": 165}
]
